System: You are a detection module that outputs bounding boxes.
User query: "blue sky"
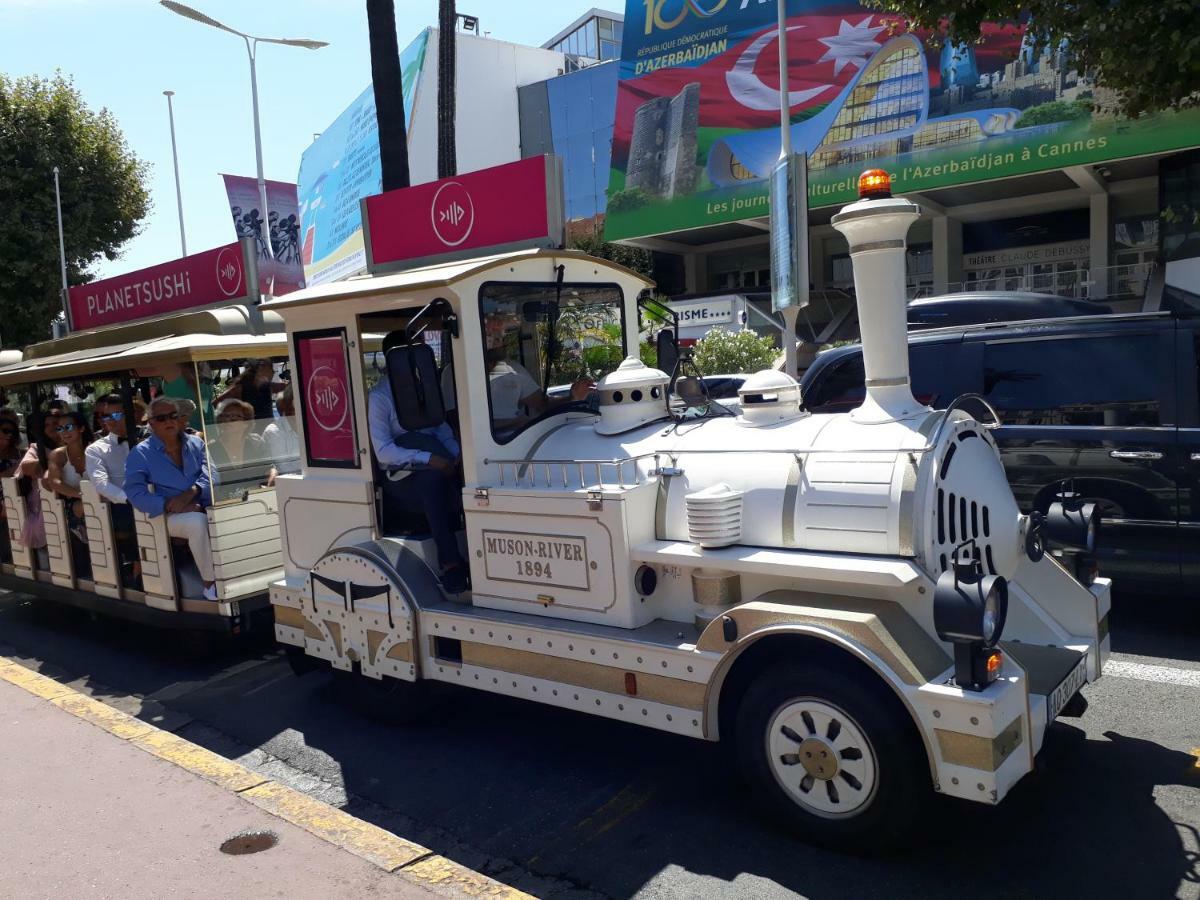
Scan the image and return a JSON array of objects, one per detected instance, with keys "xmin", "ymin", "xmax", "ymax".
[{"xmin": 1, "ymin": 0, "xmax": 619, "ymax": 279}]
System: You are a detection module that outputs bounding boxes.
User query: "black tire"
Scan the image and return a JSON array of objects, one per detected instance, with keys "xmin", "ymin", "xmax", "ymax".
[
  {"xmin": 284, "ymin": 645, "xmax": 325, "ymax": 678},
  {"xmin": 332, "ymin": 668, "xmax": 433, "ymax": 725},
  {"xmin": 736, "ymin": 660, "xmax": 930, "ymax": 851}
]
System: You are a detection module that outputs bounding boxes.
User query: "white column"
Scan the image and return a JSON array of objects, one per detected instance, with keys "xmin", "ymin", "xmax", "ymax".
[
  {"xmin": 1089, "ymin": 193, "xmax": 1110, "ymax": 300},
  {"xmin": 932, "ymin": 216, "xmax": 963, "ymax": 295}
]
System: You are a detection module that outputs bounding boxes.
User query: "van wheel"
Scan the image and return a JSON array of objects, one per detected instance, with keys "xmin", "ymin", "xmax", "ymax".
[
  {"xmin": 332, "ymin": 668, "xmax": 432, "ymax": 725},
  {"xmin": 736, "ymin": 661, "xmax": 929, "ymax": 850}
]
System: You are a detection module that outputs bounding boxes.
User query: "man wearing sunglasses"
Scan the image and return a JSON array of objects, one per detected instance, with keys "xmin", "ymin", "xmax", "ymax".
[
  {"xmin": 85, "ymin": 394, "xmax": 137, "ymax": 577},
  {"xmin": 124, "ymin": 396, "xmax": 216, "ymax": 600}
]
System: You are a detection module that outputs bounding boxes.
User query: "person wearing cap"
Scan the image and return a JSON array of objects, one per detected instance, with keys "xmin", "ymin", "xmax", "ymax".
[
  {"xmin": 124, "ymin": 396, "xmax": 216, "ymax": 600},
  {"xmin": 368, "ymin": 333, "xmax": 469, "ymax": 594}
]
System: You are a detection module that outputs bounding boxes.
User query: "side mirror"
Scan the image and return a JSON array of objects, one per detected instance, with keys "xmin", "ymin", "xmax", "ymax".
[{"xmin": 656, "ymin": 328, "xmax": 679, "ymax": 379}]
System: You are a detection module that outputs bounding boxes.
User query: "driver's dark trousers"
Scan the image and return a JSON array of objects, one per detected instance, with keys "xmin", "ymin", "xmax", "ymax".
[{"xmin": 380, "ymin": 468, "xmax": 465, "ymax": 570}]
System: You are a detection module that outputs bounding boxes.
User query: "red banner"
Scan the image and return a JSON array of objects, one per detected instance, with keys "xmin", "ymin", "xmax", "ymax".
[
  {"xmin": 222, "ymin": 174, "xmax": 306, "ymax": 296},
  {"xmin": 362, "ymin": 156, "xmax": 563, "ymax": 273},
  {"xmin": 68, "ymin": 241, "xmax": 254, "ymax": 331},
  {"xmin": 297, "ymin": 331, "xmax": 356, "ymax": 465}
]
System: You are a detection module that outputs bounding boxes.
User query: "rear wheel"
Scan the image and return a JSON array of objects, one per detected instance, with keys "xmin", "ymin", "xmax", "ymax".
[{"xmin": 736, "ymin": 661, "xmax": 929, "ymax": 850}]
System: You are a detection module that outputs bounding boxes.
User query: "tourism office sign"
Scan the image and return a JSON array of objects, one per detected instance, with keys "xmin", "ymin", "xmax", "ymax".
[{"xmin": 604, "ymin": 0, "xmax": 1200, "ymax": 242}]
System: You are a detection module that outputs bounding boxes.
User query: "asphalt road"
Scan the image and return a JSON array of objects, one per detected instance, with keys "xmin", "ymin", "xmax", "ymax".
[{"xmin": 1, "ymin": 591, "xmax": 1196, "ymax": 900}]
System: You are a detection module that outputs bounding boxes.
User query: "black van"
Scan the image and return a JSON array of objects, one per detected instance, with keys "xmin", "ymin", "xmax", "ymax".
[{"xmin": 800, "ymin": 311, "xmax": 1200, "ymax": 594}]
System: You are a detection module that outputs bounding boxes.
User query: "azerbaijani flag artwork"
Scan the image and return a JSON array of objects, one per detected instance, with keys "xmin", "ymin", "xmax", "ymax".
[{"xmin": 605, "ymin": 0, "xmax": 1200, "ymax": 241}]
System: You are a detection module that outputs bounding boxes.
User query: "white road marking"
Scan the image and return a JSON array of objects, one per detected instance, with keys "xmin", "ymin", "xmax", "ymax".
[{"xmin": 1104, "ymin": 660, "xmax": 1200, "ymax": 688}]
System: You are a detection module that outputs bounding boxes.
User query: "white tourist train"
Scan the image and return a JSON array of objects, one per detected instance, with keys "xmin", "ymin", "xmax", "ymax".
[{"xmin": 265, "ymin": 171, "xmax": 1109, "ymax": 844}]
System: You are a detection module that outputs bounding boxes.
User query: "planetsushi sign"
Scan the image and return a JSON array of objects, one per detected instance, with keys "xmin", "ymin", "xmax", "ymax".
[
  {"xmin": 604, "ymin": 0, "xmax": 1200, "ymax": 241},
  {"xmin": 68, "ymin": 238, "xmax": 259, "ymax": 331}
]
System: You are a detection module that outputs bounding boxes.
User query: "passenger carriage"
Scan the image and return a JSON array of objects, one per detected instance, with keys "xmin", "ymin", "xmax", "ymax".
[
  {"xmin": 0, "ymin": 303, "xmax": 297, "ymax": 634},
  {"xmin": 265, "ymin": 168, "xmax": 1111, "ymax": 844}
]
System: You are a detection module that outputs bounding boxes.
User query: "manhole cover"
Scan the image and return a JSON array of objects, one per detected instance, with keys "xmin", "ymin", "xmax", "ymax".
[{"xmin": 219, "ymin": 830, "xmax": 279, "ymax": 855}]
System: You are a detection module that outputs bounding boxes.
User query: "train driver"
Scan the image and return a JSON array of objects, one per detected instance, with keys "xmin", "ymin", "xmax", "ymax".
[
  {"xmin": 124, "ymin": 396, "xmax": 217, "ymax": 601},
  {"xmin": 367, "ymin": 334, "xmax": 470, "ymax": 595}
]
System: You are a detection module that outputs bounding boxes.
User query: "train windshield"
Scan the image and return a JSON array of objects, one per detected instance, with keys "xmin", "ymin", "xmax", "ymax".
[{"xmin": 477, "ymin": 282, "xmax": 626, "ymax": 444}]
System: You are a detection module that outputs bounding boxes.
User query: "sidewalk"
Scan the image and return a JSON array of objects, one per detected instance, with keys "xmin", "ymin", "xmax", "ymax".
[{"xmin": 0, "ymin": 672, "xmax": 487, "ymax": 900}]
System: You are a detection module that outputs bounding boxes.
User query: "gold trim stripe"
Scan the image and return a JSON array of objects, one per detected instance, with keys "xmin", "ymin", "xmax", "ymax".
[
  {"xmin": 273, "ymin": 605, "xmax": 325, "ymax": 642},
  {"xmin": 459, "ymin": 641, "xmax": 705, "ymax": 710},
  {"xmin": 935, "ymin": 715, "xmax": 1024, "ymax": 771}
]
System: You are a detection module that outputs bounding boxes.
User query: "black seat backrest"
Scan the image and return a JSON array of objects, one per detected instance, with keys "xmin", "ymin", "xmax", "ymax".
[{"xmin": 385, "ymin": 342, "xmax": 445, "ymax": 431}]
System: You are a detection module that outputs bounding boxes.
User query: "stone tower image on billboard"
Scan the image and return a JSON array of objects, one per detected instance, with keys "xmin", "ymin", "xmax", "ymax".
[{"xmin": 625, "ymin": 83, "xmax": 700, "ymax": 199}]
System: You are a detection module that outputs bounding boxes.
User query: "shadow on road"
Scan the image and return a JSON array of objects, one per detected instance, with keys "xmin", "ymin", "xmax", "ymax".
[{"xmin": 2, "ymin": 588, "xmax": 1196, "ymax": 898}]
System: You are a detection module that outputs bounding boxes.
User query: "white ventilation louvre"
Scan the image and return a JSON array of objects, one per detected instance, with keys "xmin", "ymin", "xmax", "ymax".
[{"xmin": 685, "ymin": 483, "xmax": 743, "ymax": 548}]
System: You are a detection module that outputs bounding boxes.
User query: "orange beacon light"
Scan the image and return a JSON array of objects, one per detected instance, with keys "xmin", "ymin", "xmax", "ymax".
[{"xmin": 858, "ymin": 169, "xmax": 892, "ymax": 199}]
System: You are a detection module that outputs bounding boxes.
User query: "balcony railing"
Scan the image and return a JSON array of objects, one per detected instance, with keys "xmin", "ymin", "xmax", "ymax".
[{"xmin": 944, "ymin": 262, "xmax": 1156, "ymax": 302}]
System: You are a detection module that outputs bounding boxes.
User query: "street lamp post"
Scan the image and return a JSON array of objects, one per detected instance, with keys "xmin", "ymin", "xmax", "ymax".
[
  {"xmin": 159, "ymin": 1, "xmax": 327, "ymax": 261},
  {"xmin": 163, "ymin": 90, "xmax": 187, "ymax": 256}
]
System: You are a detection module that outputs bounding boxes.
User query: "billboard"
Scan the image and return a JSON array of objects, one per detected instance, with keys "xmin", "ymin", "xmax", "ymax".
[
  {"xmin": 604, "ymin": 1, "xmax": 1200, "ymax": 242},
  {"xmin": 297, "ymin": 30, "xmax": 430, "ymax": 285},
  {"xmin": 222, "ymin": 174, "xmax": 305, "ymax": 296}
]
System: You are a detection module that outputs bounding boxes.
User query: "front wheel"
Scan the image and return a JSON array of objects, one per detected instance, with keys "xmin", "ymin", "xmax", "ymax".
[{"xmin": 736, "ymin": 661, "xmax": 930, "ymax": 850}]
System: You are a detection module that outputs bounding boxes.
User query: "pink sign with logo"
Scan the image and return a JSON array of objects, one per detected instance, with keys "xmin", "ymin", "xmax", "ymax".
[
  {"xmin": 361, "ymin": 155, "xmax": 564, "ymax": 274},
  {"xmin": 297, "ymin": 331, "xmax": 356, "ymax": 465},
  {"xmin": 68, "ymin": 241, "xmax": 254, "ymax": 331}
]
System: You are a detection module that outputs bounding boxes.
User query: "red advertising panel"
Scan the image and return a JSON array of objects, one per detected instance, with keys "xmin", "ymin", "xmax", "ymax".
[
  {"xmin": 296, "ymin": 329, "xmax": 357, "ymax": 467},
  {"xmin": 68, "ymin": 240, "xmax": 254, "ymax": 331},
  {"xmin": 362, "ymin": 155, "xmax": 564, "ymax": 274}
]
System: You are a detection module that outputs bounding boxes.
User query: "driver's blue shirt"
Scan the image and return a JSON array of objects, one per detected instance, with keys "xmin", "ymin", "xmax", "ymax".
[{"xmin": 368, "ymin": 379, "xmax": 460, "ymax": 470}]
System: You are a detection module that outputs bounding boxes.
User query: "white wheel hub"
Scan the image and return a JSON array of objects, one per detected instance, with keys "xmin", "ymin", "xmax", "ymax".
[{"xmin": 766, "ymin": 697, "xmax": 879, "ymax": 818}]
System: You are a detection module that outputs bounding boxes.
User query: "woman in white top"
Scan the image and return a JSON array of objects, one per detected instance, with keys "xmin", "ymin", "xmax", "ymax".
[{"xmin": 45, "ymin": 410, "xmax": 93, "ymax": 564}]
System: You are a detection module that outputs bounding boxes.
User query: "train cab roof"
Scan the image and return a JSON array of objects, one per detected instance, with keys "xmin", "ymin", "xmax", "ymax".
[
  {"xmin": 0, "ymin": 304, "xmax": 286, "ymax": 384},
  {"xmin": 260, "ymin": 249, "xmax": 654, "ymax": 314}
]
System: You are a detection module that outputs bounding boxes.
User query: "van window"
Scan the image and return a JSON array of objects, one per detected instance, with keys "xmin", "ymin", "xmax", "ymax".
[
  {"xmin": 983, "ymin": 335, "xmax": 1161, "ymax": 426},
  {"xmin": 804, "ymin": 344, "xmax": 959, "ymax": 413}
]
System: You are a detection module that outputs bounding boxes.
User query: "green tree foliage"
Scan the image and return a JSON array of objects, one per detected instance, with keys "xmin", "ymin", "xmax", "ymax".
[
  {"xmin": 0, "ymin": 73, "xmax": 150, "ymax": 347},
  {"xmin": 568, "ymin": 232, "xmax": 655, "ymax": 281},
  {"xmin": 1015, "ymin": 99, "xmax": 1093, "ymax": 128},
  {"xmin": 867, "ymin": 0, "xmax": 1200, "ymax": 117},
  {"xmin": 691, "ymin": 328, "xmax": 778, "ymax": 376}
]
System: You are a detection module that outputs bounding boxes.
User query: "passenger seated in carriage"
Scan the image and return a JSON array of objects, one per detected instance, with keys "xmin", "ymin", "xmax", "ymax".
[
  {"xmin": 17, "ymin": 402, "xmax": 67, "ymax": 570},
  {"xmin": 367, "ymin": 332, "xmax": 470, "ymax": 595},
  {"xmin": 85, "ymin": 393, "xmax": 139, "ymax": 585},
  {"xmin": 44, "ymin": 410, "xmax": 94, "ymax": 577},
  {"xmin": 125, "ymin": 397, "xmax": 217, "ymax": 600}
]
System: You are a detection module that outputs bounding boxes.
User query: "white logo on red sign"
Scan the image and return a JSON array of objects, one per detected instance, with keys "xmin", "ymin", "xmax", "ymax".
[
  {"xmin": 430, "ymin": 181, "xmax": 474, "ymax": 247},
  {"xmin": 306, "ymin": 365, "xmax": 349, "ymax": 433},
  {"xmin": 215, "ymin": 246, "xmax": 243, "ymax": 297}
]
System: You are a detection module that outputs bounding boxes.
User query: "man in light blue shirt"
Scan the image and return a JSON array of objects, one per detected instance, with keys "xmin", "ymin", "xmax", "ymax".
[
  {"xmin": 368, "ymin": 371, "xmax": 468, "ymax": 593},
  {"xmin": 125, "ymin": 396, "xmax": 217, "ymax": 600}
]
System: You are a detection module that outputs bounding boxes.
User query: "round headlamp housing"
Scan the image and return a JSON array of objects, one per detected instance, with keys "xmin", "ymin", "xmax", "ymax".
[{"xmin": 1044, "ymin": 493, "xmax": 1100, "ymax": 553}]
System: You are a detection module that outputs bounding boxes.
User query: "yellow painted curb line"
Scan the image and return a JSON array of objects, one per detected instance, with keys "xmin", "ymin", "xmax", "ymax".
[{"xmin": 0, "ymin": 656, "xmax": 534, "ymax": 900}]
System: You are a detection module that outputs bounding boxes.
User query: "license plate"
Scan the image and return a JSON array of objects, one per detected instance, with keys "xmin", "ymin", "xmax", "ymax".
[{"xmin": 1047, "ymin": 656, "xmax": 1088, "ymax": 721}]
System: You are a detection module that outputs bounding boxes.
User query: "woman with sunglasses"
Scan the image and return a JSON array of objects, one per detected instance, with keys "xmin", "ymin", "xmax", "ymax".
[
  {"xmin": 45, "ymin": 411, "xmax": 94, "ymax": 573},
  {"xmin": 208, "ymin": 398, "xmax": 267, "ymax": 501}
]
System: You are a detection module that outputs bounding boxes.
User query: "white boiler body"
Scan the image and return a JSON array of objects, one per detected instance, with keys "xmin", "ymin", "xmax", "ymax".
[{"xmin": 531, "ymin": 408, "xmax": 1024, "ymax": 581}]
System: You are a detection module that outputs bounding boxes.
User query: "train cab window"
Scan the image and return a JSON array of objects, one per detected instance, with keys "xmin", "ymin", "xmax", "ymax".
[
  {"xmin": 195, "ymin": 357, "xmax": 296, "ymax": 502},
  {"xmin": 479, "ymin": 282, "xmax": 625, "ymax": 444}
]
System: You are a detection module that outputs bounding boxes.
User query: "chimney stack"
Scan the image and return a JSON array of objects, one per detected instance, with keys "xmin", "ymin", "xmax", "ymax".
[{"xmin": 831, "ymin": 186, "xmax": 926, "ymax": 423}]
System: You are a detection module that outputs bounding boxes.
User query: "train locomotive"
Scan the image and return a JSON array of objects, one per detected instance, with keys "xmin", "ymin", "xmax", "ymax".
[{"xmin": 267, "ymin": 171, "xmax": 1109, "ymax": 846}]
